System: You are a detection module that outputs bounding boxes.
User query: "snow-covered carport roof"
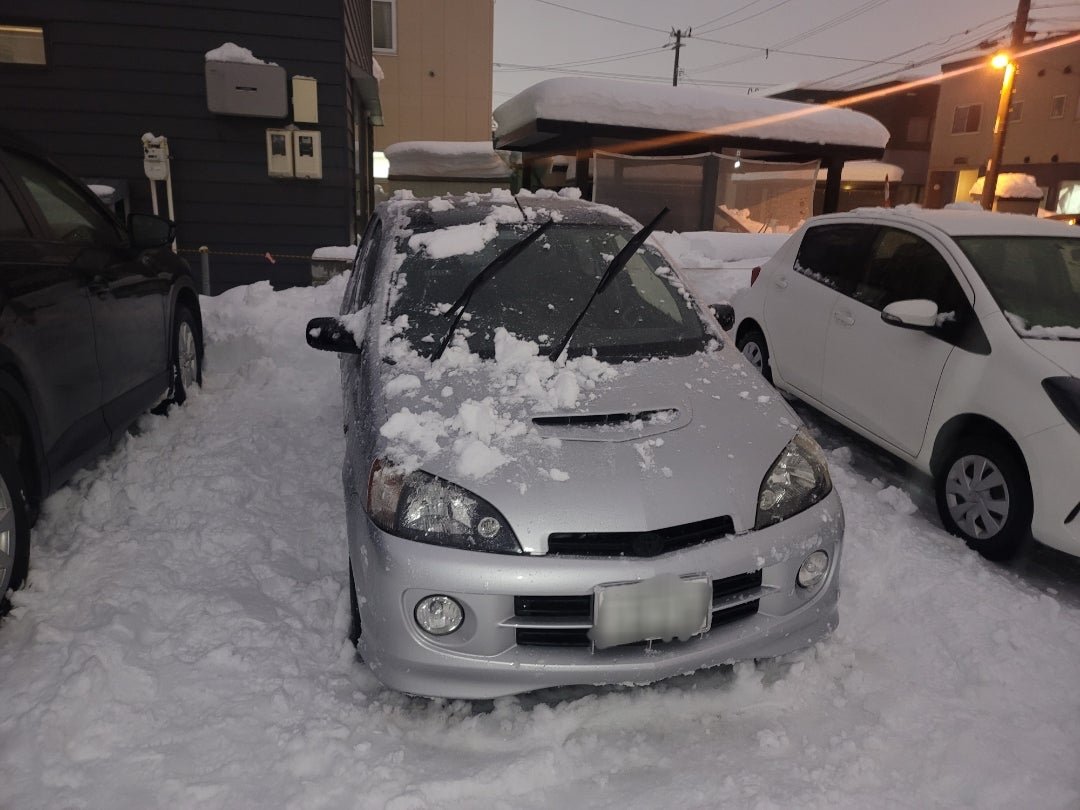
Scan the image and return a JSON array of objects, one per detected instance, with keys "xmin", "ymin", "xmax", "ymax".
[{"xmin": 494, "ymin": 78, "xmax": 889, "ymax": 162}]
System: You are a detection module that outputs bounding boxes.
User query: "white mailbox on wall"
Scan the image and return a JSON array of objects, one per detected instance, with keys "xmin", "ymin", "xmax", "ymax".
[
  {"xmin": 266, "ymin": 129, "xmax": 294, "ymax": 177},
  {"xmin": 293, "ymin": 130, "xmax": 323, "ymax": 179}
]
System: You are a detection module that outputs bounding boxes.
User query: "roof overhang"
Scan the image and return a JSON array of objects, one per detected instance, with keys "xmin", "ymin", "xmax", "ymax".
[{"xmin": 349, "ymin": 66, "xmax": 383, "ymax": 127}]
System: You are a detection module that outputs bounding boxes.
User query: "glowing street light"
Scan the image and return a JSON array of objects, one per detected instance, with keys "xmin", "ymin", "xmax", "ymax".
[{"xmin": 991, "ymin": 51, "xmax": 1011, "ymax": 70}]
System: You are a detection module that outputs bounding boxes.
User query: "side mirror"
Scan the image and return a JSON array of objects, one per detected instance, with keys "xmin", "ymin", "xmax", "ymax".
[
  {"xmin": 881, "ymin": 298, "xmax": 939, "ymax": 330},
  {"xmin": 709, "ymin": 302, "xmax": 736, "ymax": 331},
  {"xmin": 306, "ymin": 317, "xmax": 363, "ymax": 354},
  {"xmin": 128, "ymin": 213, "xmax": 174, "ymax": 249}
]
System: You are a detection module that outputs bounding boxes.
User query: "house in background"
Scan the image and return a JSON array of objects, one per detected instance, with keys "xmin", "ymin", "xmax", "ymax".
[
  {"xmin": 370, "ymin": 0, "xmax": 495, "ymax": 178},
  {"xmin": 771, "ymin": 80, "xmax": 939, "ymax": 209},
  {"xmin": 0, "ymin": 1, "xmax": 381, "ymax": 293},
  {"xmin": 925, "ymin": 32, "xmax": 1080, "ymax": 212}
]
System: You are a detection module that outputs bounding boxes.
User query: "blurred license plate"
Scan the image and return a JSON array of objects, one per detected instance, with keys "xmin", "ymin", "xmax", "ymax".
[{"xmin": 590, "ymin": 573, "xmax": 711, "ymax": 650}]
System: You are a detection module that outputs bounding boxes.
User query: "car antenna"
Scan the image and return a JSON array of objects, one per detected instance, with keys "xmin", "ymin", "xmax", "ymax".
[
  {"xmin": 547, "ymin": 207, "xmax": 669, "ymax": 363},
  {"xmin": 432, "ymin": 219, "xmax": 555, "ymax": 361}
]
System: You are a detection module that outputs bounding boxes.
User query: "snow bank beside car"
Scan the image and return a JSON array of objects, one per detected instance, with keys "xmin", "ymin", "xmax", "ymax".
[{"xmin": 654, "ymin": 231, "xmax": 789, "ymax": 304}]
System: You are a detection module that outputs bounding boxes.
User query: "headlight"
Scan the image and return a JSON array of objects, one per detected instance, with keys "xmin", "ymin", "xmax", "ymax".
[
  {"xmin": 755, "ymin": 429, "xmax": 832, "ymax": 529},
  {"xmin": 366, "ymin": 460, "xmax": 522, "ymax": 553},
  {"xmin": 1043, "ymin": 377, "xmax": 1080, "ymax": 433}
]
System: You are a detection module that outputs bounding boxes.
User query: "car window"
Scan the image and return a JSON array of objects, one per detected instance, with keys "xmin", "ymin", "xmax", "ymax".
[
  {"xmin": 5, "ymin": 149, "xmax": 121, "ymax": 246},
  {"xmin": 356, "ymin": 220, "xmax": 384, "ymax": 310},
  {"xmin": 388, "ymin": 223, "xmax": 708, "ymax": 361},
  {"xmin": 341, "ymin": 217, "xmax": 380, "ymax": 314},
  {"xmin": 854, "ymin": 227, "xmax": 968, "ymax": 315},
  {"xmin": 0, "ymin": 180, "xmax": 30, "ymax": 239},
  {"xmin": 794, "ymin": 224, "xmax": 877, "ymax": 295}
]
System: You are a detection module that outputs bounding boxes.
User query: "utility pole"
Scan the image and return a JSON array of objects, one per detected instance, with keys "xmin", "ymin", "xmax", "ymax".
[
  {"xmin": 671, "ymin": 28, "xmax": 690, "ymax": 86},
  {"xmin": 981, "ymin": 0, "xmax": 1031, "ymax": 209}
]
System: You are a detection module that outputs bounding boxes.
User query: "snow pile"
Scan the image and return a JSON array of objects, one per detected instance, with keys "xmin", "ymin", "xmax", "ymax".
[
  {"xmin": 311, "ymin": 245, "xmax": 359, "ymax": 262},
  {"xmin": 494, "ymin": 78, "xmax": 890, "ymax": 149},
  {"xmin": 372, "ymin": 57, "xmax": 384, "ymax": 81},
  {"xmin": 969, "ymin": 173, "xmax": 1043, "ymax": 200},
  {"xmin": 204, "ymin": 42, "xmax": 277, "ymax": 66},
  {"xmin": 2, "ymin": 276, "xmax": 1080, "ymax": 808},
  {"xmin": 87, "ymin": 184, "xmax": 115, "ymax": 199},
  {"xmin": 654, "ymin": 231, "xmax": 788, "ymax": 304},
  {"xmin": 406, "ymin": 204, "xmax": 524, "ymax": 259},
  {"xmin": 1005, "ymin": 311, "xmax": 1080, "ymax": 340},
  {"xmin": 384, "ymin": 141, "xmax": 513, "ymax": 179}
]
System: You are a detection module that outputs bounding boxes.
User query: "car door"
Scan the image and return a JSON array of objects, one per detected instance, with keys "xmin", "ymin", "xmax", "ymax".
[
  {"xmin": 0, "ymin": 158, "xmax": 107, "ymax": 485},
  {"xmin": 762, "ymin": 222, "xmax": 877, "ymax": 401},
  {"xmin": 4, "ymin": 148, "xmax": 170, "ymax": 435},
  {"xmin": 821, "ymin": 225, "xmax": 974, "ymax": 456}
]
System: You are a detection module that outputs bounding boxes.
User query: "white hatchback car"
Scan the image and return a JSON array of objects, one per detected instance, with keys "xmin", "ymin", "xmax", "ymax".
[{"xmin": 733, "ymin": 208, "xmax": 1080, "ymax": 561}]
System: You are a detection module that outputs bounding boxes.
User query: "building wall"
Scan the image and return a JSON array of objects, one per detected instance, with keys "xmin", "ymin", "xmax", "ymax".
[
  {"xmin": 0, "ymin": 0, "xmax": 374, "ymax": 292},
  {"xmin": 927, "ymin": 36, "xmax": 1080, "ymax": 208},
  {"xmin": 373, "ymin": 0, "xmax": 494, "ymax": 150}
]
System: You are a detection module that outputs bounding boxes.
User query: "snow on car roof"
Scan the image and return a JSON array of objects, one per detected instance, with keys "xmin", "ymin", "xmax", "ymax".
[
  {"xmin": 494, "ymin": 78, "xmax": 890, "ymax": 150},
  {"xmin": 839, "ymin": 206, "xmax": 1080, "ymax": 238}
]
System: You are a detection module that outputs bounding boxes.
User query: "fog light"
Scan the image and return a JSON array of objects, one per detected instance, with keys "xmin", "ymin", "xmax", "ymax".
[
  {"xmin": 414, "ymin": 595, "xmax": 464, "ymax": 636},
  {"xmin": 797, "ymin": 550, "xmax": 829, "ymax": 589}
]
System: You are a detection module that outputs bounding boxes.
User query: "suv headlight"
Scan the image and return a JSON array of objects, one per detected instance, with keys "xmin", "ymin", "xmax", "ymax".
[
  {"xmin": 366, "ymin": 460, "xmax": 522, "ymax": 554},
  {"xmin": 755, "ymin": 429, "xmax": 832, "ymax": 529},
  {"xmin": 1043, "ymin": 377, "xmax": 1080, "ymax": 433}
]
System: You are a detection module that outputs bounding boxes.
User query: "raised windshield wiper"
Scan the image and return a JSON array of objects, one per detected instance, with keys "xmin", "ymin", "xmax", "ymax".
[
  {"xmin": 432, "ymin": 219, "xmax": 554, "ymax": 360},
  {"xmin": 548, "ymin": 207, "xmax": 669, "ymax": 362}
]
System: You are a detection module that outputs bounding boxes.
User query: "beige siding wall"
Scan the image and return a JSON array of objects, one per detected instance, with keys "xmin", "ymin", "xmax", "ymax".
[
  {"xmin": 929, "ymin": 40, "xmax": 1080, "ymax": 173},
  {"xmin": 374, "ymin": 0, "xmax": 494, "ymax": 150}
]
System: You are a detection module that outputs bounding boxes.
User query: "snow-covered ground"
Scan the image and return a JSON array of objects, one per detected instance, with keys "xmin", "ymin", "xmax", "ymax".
[{"xmin": 2, "ymin": 276, "xmax": 1080, "ymax": 809}]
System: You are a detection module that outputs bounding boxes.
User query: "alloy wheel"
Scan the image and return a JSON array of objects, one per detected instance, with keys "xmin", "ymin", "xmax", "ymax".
[
  {"xmin": 742, "ymin": 341, "xmax": 764, "ymax": 371},
  {"xmin": 944, "ymin": 454, "xmax": 1010, "ymax": 539},
  {"xmin": 178, "ymin": 320, "xmax": 198, "ymax": 391},
  {"xmin": 0, "ymin": 475, "xmax": 14, "ymax": 596}
]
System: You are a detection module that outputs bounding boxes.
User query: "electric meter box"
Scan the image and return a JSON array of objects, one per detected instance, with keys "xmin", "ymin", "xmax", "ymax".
[
  {"xmin": 292, "ymin": 77, "xmax": 319, "ymax": 124},
  {"xmin": 266, "ymin": 129, "xmax": 294, "ymax": 177},
  {"xmin": 206, "ymin": 61, "xmax": 288, "ymax": 118},
  {"xmin": 142, "ymin": 137, "xmax": 170, "ymax": 181},
  {"xmin": 293, "ymin": 130, "xmax": 323, "ymax": 179}
]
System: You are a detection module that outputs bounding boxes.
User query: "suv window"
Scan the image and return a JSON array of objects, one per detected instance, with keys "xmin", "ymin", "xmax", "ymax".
[
  {"xmin": 794, "ymin": 224, "xmax": 877, "ymax": 295},
  {"xmin": 0, "ymin": 180, "xmax": 29, "ymax": 239},
  {"xmin": 854, "ymin": 227, "xmax": 968, "ymax": 315},
  {"xmin": 5, "ymin": 149, "xmax": 121, "ymax": 246}
]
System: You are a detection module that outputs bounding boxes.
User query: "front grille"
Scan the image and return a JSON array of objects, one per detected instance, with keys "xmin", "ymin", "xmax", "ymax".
[
  {"xmin": 514, "ymin": 569, "xmax": 762, "ymax": 648},
  {"xmin": 547, "ymin": 515, "xmax": 736, "ymax": 558}
]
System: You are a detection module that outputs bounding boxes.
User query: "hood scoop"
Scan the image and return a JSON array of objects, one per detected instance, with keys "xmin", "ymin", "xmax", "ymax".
[{"xmin": 531, "ymin": 407, "xmax": 690, "ymax": 442}]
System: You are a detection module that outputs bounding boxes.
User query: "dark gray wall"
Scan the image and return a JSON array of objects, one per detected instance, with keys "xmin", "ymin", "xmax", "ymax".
[{"xmin": 0, "ymin": 0, "xmax": 371, "ymax": 292}]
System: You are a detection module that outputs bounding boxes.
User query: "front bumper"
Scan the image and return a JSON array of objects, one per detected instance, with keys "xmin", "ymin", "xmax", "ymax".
[
  {"xmin": 350, "ymin": 489, "xmax": 844, "ymax": 699},
  {"xmin": 1022, "ymin": 423, "xmax": 1080, "ymax": 557}
]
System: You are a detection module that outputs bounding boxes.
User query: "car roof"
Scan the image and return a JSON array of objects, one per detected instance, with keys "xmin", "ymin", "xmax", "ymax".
[
  {"xmin": 380, "ymin": 191, "xmax": 640, "ymax": 233},
  {"xmin": 816, "ymin": 206, "xmax": 1080, "ymax": 239}
]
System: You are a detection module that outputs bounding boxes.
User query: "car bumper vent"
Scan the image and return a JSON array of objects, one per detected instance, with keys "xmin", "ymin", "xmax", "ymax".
[
  {"xmin": 513, "ymin": 569, "xmax": 762, "ymax": 648},
  {"xmin": 547, "ymin": 515, "xmax": 736, "ymax": 558}
]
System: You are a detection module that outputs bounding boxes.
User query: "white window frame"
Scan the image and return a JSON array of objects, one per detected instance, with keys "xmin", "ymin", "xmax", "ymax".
[
  {"xmin": 1050, "ymin": 94, "xmax": 1066, "ymax": 120},
  {"xmin": 372, "ymin": 0, "xmax": 397, "ymax": 54}
]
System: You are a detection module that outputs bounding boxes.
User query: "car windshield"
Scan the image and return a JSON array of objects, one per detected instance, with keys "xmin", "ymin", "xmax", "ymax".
[
  {"xmin": 955, "ymin": 235, "xmax": 1080, "ymax": 338},
  {"xmin": 387, "ymin": 223, "xmax": 709, "ymax": 360}
]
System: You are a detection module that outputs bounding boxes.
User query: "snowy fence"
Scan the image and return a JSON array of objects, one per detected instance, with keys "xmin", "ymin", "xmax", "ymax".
[{"xmin": 593, "ymin": 151, "xmax": 818, "ymax": 234}]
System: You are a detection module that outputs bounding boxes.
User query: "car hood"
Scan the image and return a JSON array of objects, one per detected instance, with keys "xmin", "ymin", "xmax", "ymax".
[
  {"xmin": 373, "ymin": 340, "xmax": 801, "ymax": 553},
  {"xmin": 1024, "ymin": 339, "xmax": 1080, "ymax": 377}
]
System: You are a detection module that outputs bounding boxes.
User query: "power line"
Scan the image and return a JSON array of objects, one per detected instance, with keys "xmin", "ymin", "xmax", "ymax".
[
  {"xmin": 693, "ymin": 0, "xmax": 773, "ymax": 32},
  {"xmin": 522, "ymin": 0, "xmax": 667, "ymax": 34},
  {"xmin": 493, "ymin": 46, "xmax": 668, "ymax": 72},
  {"xmin": 695, "ymin": 0, "xmax": 800, "ymax": 35}
]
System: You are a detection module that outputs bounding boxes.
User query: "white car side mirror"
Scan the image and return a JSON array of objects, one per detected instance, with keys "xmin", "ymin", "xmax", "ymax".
[{"xmin": 881, "ymin": 298, "xmax": 939, "ymax": 330}]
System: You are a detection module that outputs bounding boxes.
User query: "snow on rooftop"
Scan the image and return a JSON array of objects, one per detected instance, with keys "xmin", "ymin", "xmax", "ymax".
[
  {"xmin": 494, "ymin": 78, "xmax": 890, "ymax": 150},
  {"xmin": 204, "ymin": 42, "xmax": 277, "ymax": 66},
  {"xmin": 968, "ymin": 173, "xmax": 1043, "ymax": 200},
  {"xmin": 384, "ymin": 141, "xmax": 512, "ymax": 179}
]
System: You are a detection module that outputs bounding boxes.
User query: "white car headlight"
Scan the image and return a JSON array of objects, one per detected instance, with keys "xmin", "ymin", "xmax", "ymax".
[
  {"xmin": 366, "ymin": 460, "xmax": 522, "ymax": 554},
  {"xmin": 755, "ymin": 429, "xmax": 832, "ymax": 529}
]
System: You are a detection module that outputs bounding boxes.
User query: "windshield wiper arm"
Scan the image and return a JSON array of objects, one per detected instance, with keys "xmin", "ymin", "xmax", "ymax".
[
  {"xmin": 547, "ymin": 207, "xmax": 669, "ymax": 362},
  {"xmin": 432, "ymin": 219, "xmax": 554, "ymax": 360}
]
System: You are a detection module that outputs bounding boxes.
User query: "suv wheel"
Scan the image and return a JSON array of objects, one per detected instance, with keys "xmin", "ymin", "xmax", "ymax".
[
  {"xmin": 736, "ymin": 327, "xmax": 772, "ymax": 383},
  {"xmin": 170, "ymin": 305, "xmax": 203, "ymax": 405},
  {"xmin": 0, "ymin": 444, "xmax": 30, "ymax": 614},
  {"xmin": 935, "ymin": 437, "xmax": 1032, "ymax": 561}
]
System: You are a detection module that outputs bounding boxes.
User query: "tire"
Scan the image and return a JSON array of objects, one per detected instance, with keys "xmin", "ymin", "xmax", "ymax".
[
  {"xmin": 935, "ymin": 437, "xmax": 1032, "ymax": 561},
  {"xmin": 169, "ymin": 305, "xmax": 203, "ymax": 406},
  {"xmin": 0, "ymin": 443, "xmax": 30, "ymax": 615},
  {"xmin": 736, "ymin": 327, "xmax": 772, "ymax": 383},
  {"xmin": 348, "ymin": 561, "xmax": 362, "ymax": 646}
]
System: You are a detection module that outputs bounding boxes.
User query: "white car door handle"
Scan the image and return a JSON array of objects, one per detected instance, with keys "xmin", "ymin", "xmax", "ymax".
[
  {"xmin": 833, "ymin": 311, "xmax": 855, "ymax": 327},
  {"xmin": 774, "ymin": 277, "xmax": 788, "ymax": 289}
]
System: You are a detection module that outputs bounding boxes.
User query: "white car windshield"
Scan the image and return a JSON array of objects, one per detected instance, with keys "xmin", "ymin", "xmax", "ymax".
[
  {"xmin": 389, "ymin": 224, "xmax": 709, "ymax": 360},
  {"xmin": 955, "ymin": 236, "xmax": 1080, "ymax": 339}
]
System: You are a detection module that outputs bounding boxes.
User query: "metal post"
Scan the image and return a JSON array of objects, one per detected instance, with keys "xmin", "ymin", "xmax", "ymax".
[{"xmin": 198, "ymin": 246, "xmax": 210, "ymax": 296}]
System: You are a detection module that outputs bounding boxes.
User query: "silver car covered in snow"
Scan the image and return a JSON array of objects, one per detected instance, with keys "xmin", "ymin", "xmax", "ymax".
[{"xmin": 306, "ymin": 192, "xmax": 843, "ymax": 699}]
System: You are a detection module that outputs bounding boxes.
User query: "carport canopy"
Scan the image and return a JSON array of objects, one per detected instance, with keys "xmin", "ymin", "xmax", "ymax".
[{"xmin": 494, "ymin": 78, "xmax": 889, "ymax": 212}]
